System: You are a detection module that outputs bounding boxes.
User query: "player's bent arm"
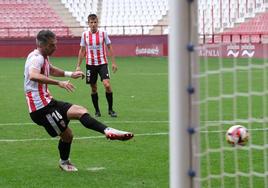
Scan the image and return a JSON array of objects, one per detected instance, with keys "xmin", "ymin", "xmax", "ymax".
[
  {"xmin": 50, "ymin": 64, "xmax": 85, "ymax": 79},
  {"xmin": 50, "ymin": 64, "xmax": 65, "ymax": 77},
  {"xmin": 29, "ymin": 67, "xmax": 61, "ymax": 85},
  {"xmin": 76, "ymin": 46, "xmax": 86, "ymax": 71},
  {"xmin": 29, "ymin": 68, "xmax": 75, "ymax": 92}
]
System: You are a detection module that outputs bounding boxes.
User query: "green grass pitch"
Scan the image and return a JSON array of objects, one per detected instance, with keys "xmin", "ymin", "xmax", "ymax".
[
  {"xmin": 199, "ymin": 57, "xmax": 268, "ymax": 188},
  {"xmin": 1, "ymin": 56, "xmax": 267, "ymax": 188},
  {"xmin": 0, "ymin": 57, "xmax": 168, "ymax": 188}
]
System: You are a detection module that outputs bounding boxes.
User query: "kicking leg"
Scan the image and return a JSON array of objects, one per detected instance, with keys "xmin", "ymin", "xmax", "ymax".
[{"xmin": 67, "ymin": 105, "xmax": 134, "ymax": 140}]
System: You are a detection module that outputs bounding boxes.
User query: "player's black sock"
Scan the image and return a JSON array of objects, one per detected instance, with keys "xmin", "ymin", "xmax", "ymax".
[
  {"xmin": 79, "ymin": 113, "xmax": 107, "ymax": 134},
  {"xmin": 91, "ymin": 93, "xmax": 100, "ymax": 112},
  {"xmin": 106, "ymin": 92, "xmax": 113, "ymax": 111},
  {"xmin": 58, "ymin": 139, "xmax": 71, "ymax": 161}
]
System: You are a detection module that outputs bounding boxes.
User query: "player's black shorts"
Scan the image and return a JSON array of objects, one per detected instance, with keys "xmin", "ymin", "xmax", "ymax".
[
  {"xmin": 30, "ymin": 99, "xmax": 72, "ymax": 137},
  {"xmin": 86, "ymin": 64, "xmax": 110, "ymax": 84}
]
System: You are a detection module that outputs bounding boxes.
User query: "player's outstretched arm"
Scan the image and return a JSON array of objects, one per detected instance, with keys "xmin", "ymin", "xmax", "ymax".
[
  {"xmin": 58, "ymin": 80, "xmax": 75, "ymax": 92},
  {"xmin": 29, "ymin": 67, "xmax": 76, "ymax": 92},
  {"xmin": 29, "ymin": 67, "xmax": 61, "ymax": 85},
  {"xmin": 71, "ymin": 70, "xmax": 85, "ymax": 79},
  {"xmin": 50, "ymin": 64, "xmax": 85, "ymax": 79}
]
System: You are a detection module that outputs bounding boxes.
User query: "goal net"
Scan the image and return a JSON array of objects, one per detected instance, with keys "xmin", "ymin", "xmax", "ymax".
[
  {"xmin": 169, "ymin": 1, "xmax": 268, "ymax": 188},
  {"xmin": 194, "ymin": 30, "xmax": 268, "ymax": 188}
]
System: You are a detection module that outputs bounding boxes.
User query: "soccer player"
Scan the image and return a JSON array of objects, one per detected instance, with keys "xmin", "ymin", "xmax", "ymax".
[
  {"xmin": 24, "ymin": 30, "xmax": 134, "ymax": 172},
  {"xmin": 76, "ymin": 13, "xmax": 117, "ymax": 118}
]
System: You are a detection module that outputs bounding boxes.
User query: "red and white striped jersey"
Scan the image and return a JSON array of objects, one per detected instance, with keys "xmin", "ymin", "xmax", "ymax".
[
  {"xmin": 24, "ymin": 49, "xmax": 52, "ymax": 113},
  {"xmin": 80, "ymin": 29, "xmax": 111, "ymax": 66}
]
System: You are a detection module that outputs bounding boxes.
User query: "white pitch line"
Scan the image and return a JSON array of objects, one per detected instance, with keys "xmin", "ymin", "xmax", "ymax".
[
  {"xmin": 129, "ymin": 73, "xmax": 167, "ymax": 76},
  {"xmin": 0, "ymin": 122, "xmax": 35, "ymax": 126},
  {"xmin": 0, "ymin": 120, "xmax": 168, "ymax": 126},
  {"xmin": 0, "ymin": 132, "xmax": 168, "ymax": 143},
  {"xmin": 86, "ymin": 167, "xmax": 106, "ymax": 171},
  {"xmin": 0, "ymin": 120, "xmax": 237, "ymax": 126},
  {"xmin": 1, "ymin": 120, "xmax": 243, "ymax": 127},
  {"xmin": 200, "ymin": 128, "xmax": 268, "ymax": 133}
]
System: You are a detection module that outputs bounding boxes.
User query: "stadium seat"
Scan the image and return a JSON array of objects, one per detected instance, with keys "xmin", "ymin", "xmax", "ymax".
[
  {"xmin": 224, "ymin": 12, "xmax": 268, "ymax": 37},
  {"xmin": 60, "ymin": 0, "xmax": 168, "ymax": 35},
  {"xmin": 0, "ymin": 0, "xmax": 72, "ymax": 38},
  {"xmin": 199, "ymin": 0, "xmax": 268, "ymax": 36},
  {"xmin": 61, "ymin": 0, "xmax": 98, "ymax": 27}
]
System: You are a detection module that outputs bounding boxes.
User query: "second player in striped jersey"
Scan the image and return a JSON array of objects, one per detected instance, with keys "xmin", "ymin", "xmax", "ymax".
[{"xmin": 76, "ymin": 14, "xmax": 117, "ymax": 118}]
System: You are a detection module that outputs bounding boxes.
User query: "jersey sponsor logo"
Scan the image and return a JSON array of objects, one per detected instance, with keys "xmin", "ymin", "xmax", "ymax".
[{"xmin": 88, "ymin": 46, "xmax": 101, "ymax": 50}]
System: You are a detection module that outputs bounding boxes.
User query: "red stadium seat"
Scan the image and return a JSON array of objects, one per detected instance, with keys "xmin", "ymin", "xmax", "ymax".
[
  {"xmin": 0, "ymin": 0, "xmax": 72, "ymax": 38},
  {"xmin": 225, "ymin": 12, "xmax": 268, "ymax": 35}
]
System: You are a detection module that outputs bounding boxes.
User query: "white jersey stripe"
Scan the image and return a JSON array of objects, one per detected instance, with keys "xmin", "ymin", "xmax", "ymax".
[
  {"xmin": 92, "ymin": 33, "xmax": 98, "ymax": 65},
  {"xmin": 84, "ymin": 32, "xmax": 89, "ymax": 65}
]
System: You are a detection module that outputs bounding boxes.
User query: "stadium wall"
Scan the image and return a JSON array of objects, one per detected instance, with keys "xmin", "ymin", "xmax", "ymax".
[
  {"xmin": 199, "ymin": 43, "xmax": 267, "ymax": 58},
  {"xmin": 0, "ymin": 35, "xmax": 168, "ymax": 58}
]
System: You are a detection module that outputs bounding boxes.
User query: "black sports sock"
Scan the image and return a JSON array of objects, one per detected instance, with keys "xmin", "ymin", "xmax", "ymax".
[
  {"xmin": 58, "ymin": 139, "xmax": 71, "ymax": 161},
  {"xmin": 106, "ymin": 92, "xmax": 113, "ymax": 111},
  {"xmin": 91, "ymin": 93, "xmax": 100, "ymax": 112},
  {"xmin": 79, "ymin": 113, "xmax": 107, "ymax": 134}
]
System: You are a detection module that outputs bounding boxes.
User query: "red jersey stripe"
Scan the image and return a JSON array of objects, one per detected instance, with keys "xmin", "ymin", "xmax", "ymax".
[
  {"xmin": 26, "ymin": 92, "xmax": 36, "ymax": 112},
  {"xmin": 96, "ymin": 31, "xmax": 101, "ymax": 65},
  {"xmin": 89, "ymin": 31, "xmax": 95, "ymax": 65},
  {"xmin": 38, "ymin": 83, "xmax": 48, "ymax": 106}
]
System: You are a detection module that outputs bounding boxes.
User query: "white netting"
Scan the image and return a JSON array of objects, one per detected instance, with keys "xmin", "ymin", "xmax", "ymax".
[{"xmin": 193, "ymin": 41, "xmax": 268, "ymax": 187}]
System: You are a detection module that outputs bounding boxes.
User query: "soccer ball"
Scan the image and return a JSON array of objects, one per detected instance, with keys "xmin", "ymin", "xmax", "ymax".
[{"xmin": 226, "ymin": 125, "xmax": 249, "ymax": 146}]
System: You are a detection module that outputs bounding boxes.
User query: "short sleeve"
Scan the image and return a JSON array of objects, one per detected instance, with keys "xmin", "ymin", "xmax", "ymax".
[
  {"xmin": 80, "ymin": 31, "xmax": 86, "ymax": 47},
  {"xmin": 104, "ymin": 31, "xmax": 111, "ymax": 45},
  {"xmin": 29, "ymin": 55, "xmax": 44, "ymax": 71}
]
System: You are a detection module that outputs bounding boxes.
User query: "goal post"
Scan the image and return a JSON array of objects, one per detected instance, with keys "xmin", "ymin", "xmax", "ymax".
[{"xmin": 169, "ymin": 0, "xmax": 199, "ymax": 188}]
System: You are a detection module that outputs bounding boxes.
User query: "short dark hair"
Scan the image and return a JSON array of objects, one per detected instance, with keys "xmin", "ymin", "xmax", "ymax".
[
  {"xmin": 88, "ymin": 14, "xmax": 98, "ymax": 21},
  {"xmin": 36, "ymin": 30, "xmax": 56, "ymax": 46}
]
